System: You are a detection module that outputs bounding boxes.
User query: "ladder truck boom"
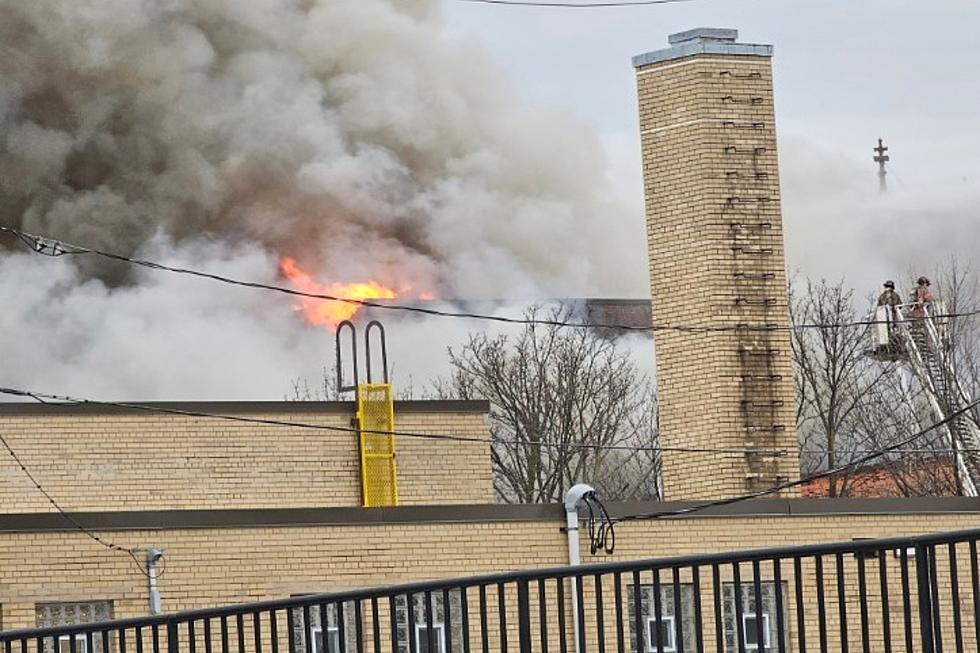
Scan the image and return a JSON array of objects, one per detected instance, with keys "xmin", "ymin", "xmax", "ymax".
[{"xmin": 869, "ymin": 302, "xmax": 980, "ymax": 496}]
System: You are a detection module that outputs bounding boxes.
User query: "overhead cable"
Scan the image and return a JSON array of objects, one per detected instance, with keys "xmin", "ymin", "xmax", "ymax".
[
  {"xmin": 614, "ymin": 397, "xmax": 980, "ymax": 523},
  {"xmin": 0, "ymin": 386, "xmax": 971, "ymax": 458},
  {"xmin": 4, "ymin": 226, "xmax": 978, "ymax": 334},
  {"xmin": 0, "ymin": 429, "xmax": 161, "ymax": 577},
  {"xmin": 455, "ymin": 0, "xmax": 695, "ymax": 7},
  {"xmin": 0, "ymin": 386, "xmax": 782, "ymax": 457}
]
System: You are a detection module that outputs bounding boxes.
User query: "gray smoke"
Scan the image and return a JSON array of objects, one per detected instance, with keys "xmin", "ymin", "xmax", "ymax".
[
  {"xmin": 0, "ymin": 0, "xmax": 646, "ymax": 296},
  {"xmin": 0, "ymin": 0, "xmax": 649, "ymax": 399},
  {"xmin": 779, "ymin": 135, "xmax": 980, "ymax": 297}
]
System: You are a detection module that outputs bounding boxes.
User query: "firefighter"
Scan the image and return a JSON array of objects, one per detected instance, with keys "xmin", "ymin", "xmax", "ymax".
[
  {"xmin": 877, "ymin": 280, "xmax": 902, "ymax": 307},
  {"xmin": 875, "ymin": 280, "xmax": 902, "ymax": 354},
  {"xmin": 911, "ymin": 276, "xmax": 933, "ymax": 319}
]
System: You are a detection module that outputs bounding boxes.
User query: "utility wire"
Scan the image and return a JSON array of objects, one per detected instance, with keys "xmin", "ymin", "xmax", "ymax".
[
  {"xmin": 615, "ymin": 397, "xmax": 980, "ymax": 522},
  {"xmin": 0, "ymin": 386, "xmax": 782, "ymax": 457},
  {"xmin": 2, "ymin": 384, "xmax": 975, "ymax": 539},
  {"xmin": 455, "ymin": 0, "xmax": 695, "ymax": 7},
  {"xmin": 0, "ymin": 429, "xmax": 160, "ymax": 577},
  {"xmin": 1, "ymin": 386, "xmax": 972, "ymax": 458},
  {"xmin": 4, "ymin": 226, "xmax": 978, "ymax": 334}
]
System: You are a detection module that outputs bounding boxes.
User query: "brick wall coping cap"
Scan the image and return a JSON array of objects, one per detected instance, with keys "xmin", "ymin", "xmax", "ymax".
[
  {"xmin": 633, "ymin": 33, "xmax": 772, "ymax": 68},
  {"xmin": 0, "ymin": 399, "xmax": 490, "ymax": 416},
  {"xmin": 2, "ymin": 497, "xmax": 980, "ymax": 533}
]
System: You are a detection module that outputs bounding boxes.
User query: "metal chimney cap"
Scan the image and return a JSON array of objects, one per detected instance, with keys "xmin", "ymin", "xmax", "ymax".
[
  {"xmin": 668, "ymin": 27, "xmax": 738, "ymax": 45},
  {"xmin": 632, "ymin": 27, "xmax": 772, "ymax": 68}
]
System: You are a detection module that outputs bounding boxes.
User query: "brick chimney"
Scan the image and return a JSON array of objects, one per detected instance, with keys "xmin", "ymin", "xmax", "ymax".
[{"xmin": 633, "ymin": 29, "xmax": 799, "ymax": 499}]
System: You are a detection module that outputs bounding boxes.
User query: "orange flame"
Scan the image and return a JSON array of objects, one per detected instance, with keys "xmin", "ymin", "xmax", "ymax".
[{"xmin": 279, "ymin": 257, "xmax": 397, "ymax": 330}]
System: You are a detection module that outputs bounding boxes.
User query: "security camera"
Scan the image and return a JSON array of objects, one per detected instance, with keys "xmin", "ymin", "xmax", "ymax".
[{"xmin": 146, "ymin": 548, "xmax": 164, "ymax": 563}]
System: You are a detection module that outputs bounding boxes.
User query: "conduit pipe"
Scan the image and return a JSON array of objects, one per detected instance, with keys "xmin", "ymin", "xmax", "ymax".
[{"xmin": 565, "ymin": 483, "xmax": 595, "ymax": 653}]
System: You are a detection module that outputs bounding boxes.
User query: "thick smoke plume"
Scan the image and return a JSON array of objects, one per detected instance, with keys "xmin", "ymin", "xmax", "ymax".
[
  {"xmin": 0, "ymin": 0, "xmax": 648, "ymax": 399},
  {"xmin": 0, "ymin": 0, "xmax": 644, "ymax": 297}
]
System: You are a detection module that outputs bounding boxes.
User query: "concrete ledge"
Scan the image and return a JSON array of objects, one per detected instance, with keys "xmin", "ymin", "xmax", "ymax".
[
  {"xmin": 0, "ymin": 399, "xmax": 491, "ymax": 416},
  {"xmin": 3, "ymin": 498, "xmax": 980, "ymax": 533}
]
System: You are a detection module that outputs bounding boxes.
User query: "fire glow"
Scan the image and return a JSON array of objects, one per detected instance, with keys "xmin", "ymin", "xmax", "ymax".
[{"xmin": 279, "ymin": 257, "xmax": 397, "ymax": 331}]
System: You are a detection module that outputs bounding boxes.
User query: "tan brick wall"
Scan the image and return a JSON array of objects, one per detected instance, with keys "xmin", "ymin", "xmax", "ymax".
[
  {"xmin": 0, "ymin": 403, "xmax": 492, "ymax": 511},
  {"xmin": 0, "ymin": 509, "xmax": 979, "ymax": 647},
  {"xmin": 635, "ymin": 50, "xmax": 799, "ymax": 499}
]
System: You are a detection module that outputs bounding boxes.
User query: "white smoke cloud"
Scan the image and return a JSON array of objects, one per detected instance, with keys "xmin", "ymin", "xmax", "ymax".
[
  {"xmin": 780, "ymin": 135, "xmax": 980, "ymax": 299},
  {"xmin": 0, "ymin": 0, "xmax": 649, "ymax": 399},
  {"xmin": 1, "ymin": 0, "xmax": 646, "ymax": 295}
]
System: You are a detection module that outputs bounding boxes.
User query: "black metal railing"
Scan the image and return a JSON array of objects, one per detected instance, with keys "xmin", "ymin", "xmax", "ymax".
[{"xmin": 4, "ymin": 527, "xmax": 980, "ymax": 653}]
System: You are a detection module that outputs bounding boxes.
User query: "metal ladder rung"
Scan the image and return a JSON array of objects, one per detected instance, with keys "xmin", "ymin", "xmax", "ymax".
[
  {"xmin": 735, "ymin": 298, "xmax": 778, "ymax": 307},
  {"xmin": 720, "ymin": 71, "xmax": 763, "ymax": 79},
  {"xmin": 723, "ymin": 146, "xmax": 769, "ymax": 155},
  {"xmin": 732, "ymin": 247, "xmax": 775, "ymax": 255},
  {"xmin": 745, "ymin": 425, "xmax": 788, "ymax": 433},
  {"xmin": 721, "ymin": 120, "xmax": 766, "ymax": 129},
  {"xmin": 726, "ymin": 196, "xmax": 772, "ymax": 205},
  {"xmin": 719, "ymin": 96, "xmax": 766, "ymax": 104},
  {"xmin": 723, "ymin": 171, "xmax": 772, "ymax": 182},
  {"xmin": 737, "ymin": 348, "xmax": 781, "ymax": 356},
  {"xmin": 735, "ymin": 323, "xmax": 780, "ymax": 331},
  {"xmin": 734, "ymin": 272, "xmax": 777, "ymax": 280},
  {"xmin": 730, "ymin": 222, "xmax": 774, "ymax": 231},
  {"xmin": 741, "ymin": 400, "xmax": 786, "ymax": 408},
  {"xmin": 745, "ymin": 450, "xmax": 788, "ymax": 459},
  {"xmin": 740, "ymin": 374, "xmax": 783, "ymax": 381}
]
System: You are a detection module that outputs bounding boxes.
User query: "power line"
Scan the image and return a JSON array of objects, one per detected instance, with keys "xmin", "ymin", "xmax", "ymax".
[
  {"xmin": 0, "ymin": 386, "xmax": 785, "ymax": 456},
  {"xmin": 454, "ymin": 0, "xmax": 695, "ymax": 7},
  {"xmin": 0, "ymin": 428, "xmax": 160, "ymax": 577},
  {"xmin": 4, "ymin": 226, "xmax": 979, "ymax": 334},
  {"xmin": 2, "ymin": 385, "xmax": 973, "ymax": 459},
  {"xmin": 3, "ymin": 383, "xmax": 976, "ymax": 531},
  {"xmin": 615, "ymin": 397, "xmax": 980, "ymax": 522}
]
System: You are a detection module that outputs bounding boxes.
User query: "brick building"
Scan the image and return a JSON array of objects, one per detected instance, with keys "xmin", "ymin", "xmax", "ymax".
[{"xmin": 0, "ymin": 27, "xmax": 979, "ymax": 651}]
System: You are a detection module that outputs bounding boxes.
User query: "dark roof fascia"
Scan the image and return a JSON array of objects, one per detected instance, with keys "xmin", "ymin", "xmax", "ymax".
[
  {"xmin": 0, "ymin": 399, "xmax": 490, "ymax": 416},
  {"xmin": 3, "ymin": 497, "xmax": 980, "ymax": 534}
]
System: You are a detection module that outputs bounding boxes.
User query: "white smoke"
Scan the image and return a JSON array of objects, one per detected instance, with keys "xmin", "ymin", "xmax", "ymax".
[
  {"xmin": 779, "ymin": 135, "xmax": 980, "ymax": 298},
  {"xmin": 0, "ymin": 0, "xmax": 649, "ymax": 399}
]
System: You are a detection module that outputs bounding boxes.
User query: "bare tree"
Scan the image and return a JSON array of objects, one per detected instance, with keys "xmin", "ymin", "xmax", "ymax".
[
  {"xmin": 287, "ymin": 362, "xmax": 420, "ymax": 401},
  {"xmin": 287, "ymin": 364, "xmax": 342, "ymax": 401},
  {"xmin": 934, "ymin": 260, "xmax": 980, "ymax": 427},
  {"xmin": 848, "ymin": 371, "xmax": 960, "ymax": 497},
  {"xmin": 792, "ymin": 269, "xmax": 975, "ymax": 498},
  {"xmin": 435, "ymin": 304, "xmax": 661, "ymax": 503},
  {"xmin": 791, "ymin": 279, "xmax": 894, "ymax": 495}
]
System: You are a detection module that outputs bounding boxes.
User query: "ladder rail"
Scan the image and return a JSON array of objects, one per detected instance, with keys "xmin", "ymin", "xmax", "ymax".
[
  {"xmin": 921, "ymin": 306, "xmax": 980, "ymax": 480},
  {"xmin": 892, "ymin": 307, "xmax": 978, "ymax": 496},
  {"xmin": 922, "ymin": 307, "xmax": 979, "ymax": 420}
]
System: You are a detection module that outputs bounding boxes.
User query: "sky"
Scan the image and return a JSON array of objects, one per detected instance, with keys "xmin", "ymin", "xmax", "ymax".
[
  {"xmin": 1, "ymin": 0, "xmax": 977, "ymax": 400},
  {"xmin": 443, "ymin": 0, "xmax": 980, "ymax": 292}
]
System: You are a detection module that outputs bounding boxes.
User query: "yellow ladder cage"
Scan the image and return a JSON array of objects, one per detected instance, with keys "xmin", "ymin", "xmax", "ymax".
[{"xmin": 356, "ymin": 383, "xmax": 398, "ymax": 507}]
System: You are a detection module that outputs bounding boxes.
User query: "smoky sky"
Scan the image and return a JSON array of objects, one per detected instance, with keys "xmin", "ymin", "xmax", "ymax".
[
  {"xmin": 0, "ymin": 0, "xmax": 650, "ymax": 399},
  {"xmin": 446, "ymin": 0, "xmax": 980, "ymax": 291},
  {"xmin": 0, "ymin": 0, "xmax": 646, "ymax": 298},
  {"xmin": 2, "ymin": 0, "xmax": 976, "ymax": 400}
]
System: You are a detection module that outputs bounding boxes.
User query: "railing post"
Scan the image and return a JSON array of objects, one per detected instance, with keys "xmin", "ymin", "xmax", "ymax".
[
  {"xmin": 914, "ymin": 544, "xmax": 935, "ymax": 653},
  {"xmin": 517, "ymin": 578, "xmax": 533, "ymax": 653},
  {"xmin": 166, "ymin": 617, "xmax": 178, "ymax": 653}
]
